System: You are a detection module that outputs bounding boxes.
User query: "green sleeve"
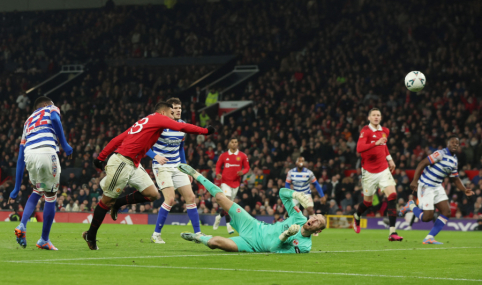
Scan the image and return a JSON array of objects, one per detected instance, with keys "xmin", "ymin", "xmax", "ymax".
[{"xmin": 280, "ymin": 188, "xmax": 305, "ymax": 219}]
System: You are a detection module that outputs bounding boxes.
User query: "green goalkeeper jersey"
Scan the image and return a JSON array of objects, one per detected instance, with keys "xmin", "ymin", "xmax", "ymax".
[{"xmin": 252, "ymin": 189, "xmax": 311, "ymax": 253}]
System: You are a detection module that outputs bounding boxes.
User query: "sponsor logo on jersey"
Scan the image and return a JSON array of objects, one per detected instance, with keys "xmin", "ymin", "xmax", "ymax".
[
  {"xmin": 225, "ymin": 163, "xmax": 240, "ymax": 168},
  {"xmin": 51, "ymin": 155, "xmax": 57, "ymax": 177}
]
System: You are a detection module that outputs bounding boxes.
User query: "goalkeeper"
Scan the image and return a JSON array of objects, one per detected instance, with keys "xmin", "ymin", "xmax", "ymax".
[{"xmin": 178, "ymin": 164, "xmax": 326, "ymax": 253}]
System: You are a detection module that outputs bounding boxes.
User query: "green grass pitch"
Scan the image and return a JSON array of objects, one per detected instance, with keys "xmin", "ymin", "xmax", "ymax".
[{"xmin": 0, "ymin": 222, "xmax": 481, "ymax": 285}]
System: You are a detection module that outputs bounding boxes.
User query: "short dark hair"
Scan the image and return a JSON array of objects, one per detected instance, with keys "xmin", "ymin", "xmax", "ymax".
[
  {"xmin": 229, "ymin": 137, "xmax": 238, "ymax": 143},
  {"xmin": 154, "ymin": 101, "xmax": 173, "ymax": 112},
  {"xmin": 34, "ymin": 96, "xmax": 52, "ymax": 108},
  {"xmin": 368, "ymin": 108, "xmax": 381, "ymax": 116},
  {"xmin": 447, "ymin": 135, "xmax": 459, "ymax": 143},
  {"xmin": 166, "ymin": 97, "xmax": 182, "ymax": 106}
]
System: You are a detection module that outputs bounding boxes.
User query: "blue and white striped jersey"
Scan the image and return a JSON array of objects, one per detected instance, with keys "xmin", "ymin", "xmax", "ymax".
[
  {"xmin": 152, "ymin": 119, "xmax": 185, "ymax": 168},
  {"xmin": 21, "ymin": 105, "xmax": 61, "ymax": 153},
  {"xmin": 419, "ymin": 148, "xmax": 458, "ymax": 187},
  {"xmin": 286, "ymin": 167, "xmax": 316, "ymax": 193}
]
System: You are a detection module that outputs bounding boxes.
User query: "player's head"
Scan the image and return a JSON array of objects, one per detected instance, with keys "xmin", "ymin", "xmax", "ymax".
[
  {"xmin": 34, "ymin": 96, "xmax": 53, "ymax": 109},
  {"xmin": 155, "ymin": 101, "xmax": 174, "ymax": 119},
  {"xmin": 166, "ymin": 97, "xmax": 182, "ymax": 120},
  {"xmin": 303, "ymin": 214, "xmax": 326, "ymax": 234},
  {"xmin": 296, "ymin": 157, "xmax": 305, "ymax": 169},
  {"xmin": 446, "ymin": 135, "xmax": 459, "ymax": 153},
  {"xmin": 367, "ymin": 108, "xmax": 382, "ymax": 126},
  {"xmin": 228, "ymin": 137, "xmax": 238, "ymax": 151}
]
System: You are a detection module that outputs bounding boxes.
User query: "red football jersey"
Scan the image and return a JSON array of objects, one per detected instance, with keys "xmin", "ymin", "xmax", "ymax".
[
  {"xmin": 216, "ymin": 150, "xmax": 250, "ymax": 188},
  {"xmin": 356, "ymin": 124, "xmax": 390, "ymax": 173},
  {"xmin": 98, "ymin": 113, "xmax": 208, "ymax": 167}
]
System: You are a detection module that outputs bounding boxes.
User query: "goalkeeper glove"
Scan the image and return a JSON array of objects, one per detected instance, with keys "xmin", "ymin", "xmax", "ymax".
[
  {"xmin": 293, "ymin": 192, "xmax": 314, "ymax": 208},
  {"xmin": 279, "ymin": 224, "xmax": 301, "ymax": 242}
]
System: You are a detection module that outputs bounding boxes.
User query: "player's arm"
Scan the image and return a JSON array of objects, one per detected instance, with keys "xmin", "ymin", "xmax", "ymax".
[
  {"xmin": 216, "ymin": 154, "xmax": 223, "ymax": 179},
  {"xmin": 96, "ymin": 129, "xmax": 129, "ymax": 168},
  {"xmin": 285, "ymin": 170, "xmax": 292, "ymax": 189},
  {"xmin": 356, "ymin": 131, "xmax": 386, "ymax": 153},
  {"xmin": 311, "ymin": 177, "xmax": 324, "ymax": 198},
  {"xmin": 145, "ymin": 149, "xmax": 169, "ymax": 165},
  {"xmin": 269, "ymin": 224, "xmax": 303, "ymax": 253},
  {"xmin": 279, "ymin": 188, "xmax": 312, "ymax": 218},
  {"xmin": 50, "ymin": 111, "xmax": 73, "ymax": 156},
  {"xmin": 159, "ymin": 119, "xmax": 212, "ymax": 136},
  {"xmin": 450, "ymin": 171, "xmax": 474, "ymax": 197},
  {"xmin": 9, "ymin": 137, "xmax": 26, "ymax": 202},
  {"xmin": 410, "ymin": 151, "xmax": 442, "ymax": 191},
  {"xmin": 179, "ymin": 140, "xmax": 186, "ymax": 163},
  {"xmin": 238, "ymin": 155, "xmax": 250, "ymax": 176}
]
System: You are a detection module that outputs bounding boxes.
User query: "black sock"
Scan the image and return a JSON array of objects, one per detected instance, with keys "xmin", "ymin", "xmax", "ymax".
[
  {"xmin": 219, "ymin": 210, "xmax": 226, "ymax": 217},
  {"xmin": 114, "ymin": 190, "xmax": 150, "ymax": 208},
  {"xmin": 225, "ymin": 213, "xmax": 231, "ymax": 223},
  {"xmin": 356, "ymin": 200, "xmax": 372, "ymax": 217},
  {"xmin": 88, "ymin": 203, "xmax": 109, "ymax": 240},
  {"xmin": 387, "ymin": 199, "xmax": 397, "ymax": 227},
  {"xmin": 410, "ymin": 214, "xmax": 416, "ymax": 226}
]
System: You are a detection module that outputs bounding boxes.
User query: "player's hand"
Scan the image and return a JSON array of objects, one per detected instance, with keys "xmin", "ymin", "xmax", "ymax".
[
  {"xmin": 9, "ymin": 198, "xmax": 16, "ymax": 204},
  {"xmin": 237, "ymin": 171, "xmax": 243, "ymax": 176},
  {"xmin": 375, "ymin": 137, "xmax": 387, "ymax": 145},
  {"xmin": 286, "ymin": 224, "xmax": 300, "ymax": 237},
  {"xmin": 206, "ymin": 125, "xmax": 216, "ymax": 135},
  {"xmin": 216, "ymin": 174, "xmax": 222, "ymax": 180},
  {"xmin": 64, "ymin": 144, "xmax": 73, "ymax": 156},
  {"xmin": 293, "ymin": 192, "xmax": 314, "ymax": 208},
  {"xmin": 410, "ymin": 181, "xmax": 418, "ymax": 192},
  {"xmin": 388, "ymin": 160, "xmax": 396, "ymax": 172},
  {"xmin": 465, "ymin": 189, "xmax": 475, "ymax": 196},
  {"xmin": 94, "ymin": 158, "xmax": 106, "ymax": 171},
  {"xmin": 154, "ymin": 155, "xmax": 169, "ymax": 165},
  {"xmin": 320, "ymin": 196, "xmax": 327, "ymax": 204}
]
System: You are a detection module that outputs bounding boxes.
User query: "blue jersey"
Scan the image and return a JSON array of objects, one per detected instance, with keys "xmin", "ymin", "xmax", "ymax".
[
  {"xmin": 419, "ymin": 148, "xmax": 458, "ymax": 187},
  {"xmin": 152, "ymin": 119, "xmax": 185, "ymax": 168},
  {"xmin": 21, "ymin": 105, "xmax": 61, "ymax": 153},
  {"xmin": 285, "ymin": 167, "xmax": 316, "ymax": 193}
]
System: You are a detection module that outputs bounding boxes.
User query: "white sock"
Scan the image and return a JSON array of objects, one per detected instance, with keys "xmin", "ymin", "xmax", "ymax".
[
  {"xmin": 425, "ymin": 234, "xmax": 434, "ymax": 239},
  {"xmin": 409, "ymin": 203, "xmax": 416, "ymax": 211},
  {"xmin": 153, "ymin": 232, "xmax": 160, "ymax": 236},
  {"xmin": 389, "ymin": 227, "xmax": 396, "ymax": 234},
  {"xmin": 226, "ymin": 223, "xmax": 231, "ymax": 226}
]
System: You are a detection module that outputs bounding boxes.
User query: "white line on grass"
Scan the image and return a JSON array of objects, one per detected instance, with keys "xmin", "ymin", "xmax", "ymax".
[
  {"xmin": 11, "ymin": 246, "xmax": 481, "ymax": 262},
  {"xmin": 6, "ymin": 261, "xmax": 482, "ymax": 282}
]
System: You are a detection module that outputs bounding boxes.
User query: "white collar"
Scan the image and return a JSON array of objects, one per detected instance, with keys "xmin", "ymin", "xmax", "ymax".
[
  {"xmin": 368, "ymin": 123, "xmax": 382, "ymax": 132},
  {"xmin": 229, "ymin": 149, "xmax": 239, "ymax": 155}
]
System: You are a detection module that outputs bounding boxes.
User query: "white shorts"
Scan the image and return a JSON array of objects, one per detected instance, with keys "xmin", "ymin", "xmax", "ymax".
[
  {"xmin": 100, "ymin": 153, "xmax": 153, "ymax": 198},
  {"xmin": 221, "ymin": 183, "xmax": 239, "ymax": 201},
  {"xmin": 361, "ymin": 167, "xmax": 396, "ymax": 196},
  {"xmin": 24, "ymin": 147, "xmax": 60, "ymax": 193},
  {"xmin": 292, "ymin": 191, "xmax": 312, "ymax": 208},
  {"xmin": 153, "ymin": 166, "xmax": 191, "ymax": 190},
  {"xmin": 417, "ymin": 183, "xmax": 448, "ymax": 211}
]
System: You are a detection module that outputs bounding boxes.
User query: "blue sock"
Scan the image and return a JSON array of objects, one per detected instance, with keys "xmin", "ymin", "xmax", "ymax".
[
  {"xmin": 428, "ymin": 214, "xmax": 448, "ymax": 238},
  {"xmin": 41, "ymin": 196, "xmax": 56, "ymax": 241},
  {"xmin": 154, "ymin": 203, "xmax": 171, "ymax": 234},
  {"xmin": 20, "ymin": 192, "xmax": 42, "ymax": 227},
  {"xmin": 186, "ymin": 203, "xmax": 201, "ymax": 233},
  {"xmin": 412, "ymin": 206, "xmax": 424, "ymax": 221}
]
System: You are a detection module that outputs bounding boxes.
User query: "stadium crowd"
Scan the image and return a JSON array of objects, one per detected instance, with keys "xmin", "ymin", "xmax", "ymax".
[{"xmin": 1, "ymin": 0, "xmax": 482, "ymax": 222}]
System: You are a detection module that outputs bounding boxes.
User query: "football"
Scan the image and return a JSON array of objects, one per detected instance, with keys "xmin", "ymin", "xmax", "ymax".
[{"xmin": 404, "ymin": 71, "xmax": 426, "ymax": 92}]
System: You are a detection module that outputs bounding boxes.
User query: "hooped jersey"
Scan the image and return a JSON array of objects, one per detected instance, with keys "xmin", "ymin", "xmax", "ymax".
[
  {"xmin": 152, "ymin": 119, "xmax": 185, "ymax": 168},
  {"xmin": 419, "ymin": 148, "xmax": 458, "ymax": 187},
  {"xmin": 21, "ymin": 105, "xmax": 61, "ymax": 153},
  {"xmin": 286, "ymin": 168, "xmax": 316, "ymax": 193}
]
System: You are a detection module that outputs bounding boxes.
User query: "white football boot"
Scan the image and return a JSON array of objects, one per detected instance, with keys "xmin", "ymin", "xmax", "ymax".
[
  {"xmin": 151, "ymin": 233, "xmax": 165, "ymax": 244},
  {"xmin": 226, "ymin": 223, "xmax": 234, "ymax": 234},
  {"xmin": 213, "ymin": 215, "xmax": 221, "ymax": 230}
]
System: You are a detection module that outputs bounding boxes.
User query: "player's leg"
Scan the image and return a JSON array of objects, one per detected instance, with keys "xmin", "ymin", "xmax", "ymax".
[
  {"xmin": 180, "ymin": 233, "xmax": 241, "ymax": 252},
  {"xmin": 151, "ymin": 186, "xmax": 175, "ymax": 243},
  {"xmin": 83, "ymin": 154, "xmax": 132, "ymax": 250},
  {"xmin": 111, "ymin": 165, "xmax": 159, "ymax": 220},
  {"xmin": 423, "ymin": 187, "xmax": 450, "ymax": 244},
  {"xmin": 216, "ymin": 184, "xmax": 235, "ymax": 234},
  {"xmin": 353, "ymin": 168, "xmax": 375, "ymax": 233},
  {"xmin": 379, "ymin": 169, "xmax": 402, "ymax": 241},
  {"xmin": 175, "ymin": 170, "xmax": 203, "ymax": 234}
]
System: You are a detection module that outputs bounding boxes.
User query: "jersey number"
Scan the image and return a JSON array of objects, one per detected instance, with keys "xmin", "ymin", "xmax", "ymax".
[
  {"xmin": 129, "ymin": 118, "xmax": 149, "ymax": 134},
  {"xmin": 25, "ymin": 110, "xmax": 47, "ymax": 135}
]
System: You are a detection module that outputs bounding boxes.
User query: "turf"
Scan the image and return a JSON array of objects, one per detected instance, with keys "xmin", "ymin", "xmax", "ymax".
[{"xmin": 0, "ymin": 222, "xmax": 481, "ymax": 285}]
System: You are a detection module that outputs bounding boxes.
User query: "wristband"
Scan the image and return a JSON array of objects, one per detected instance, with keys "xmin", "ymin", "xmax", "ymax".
[{"xmin": 386, "ymin": 155, "xmax": 393, "ymax": 161}]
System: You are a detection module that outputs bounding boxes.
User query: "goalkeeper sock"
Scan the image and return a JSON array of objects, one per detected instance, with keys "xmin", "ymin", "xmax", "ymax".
[
  {"xmin": 41, "ymin": 195, "xmax": 56, "ymax": 241},
  {"xmin": 387, "ymin": 193, "xmax": 397, "ymax": 234},
  {"xmin": 195, "ymin": 176, "xmax": 223, "ymax": 196},
  {"xmin": 356, "ymin": 200, "xmax": 372, "ymax": 217},
  {"xmin": 154, "ymin": 203, "xmax": 171, "ymax": 234},
  {"xmin": 114, "ymin": 190, "xmax": 151, "ymax": 208},
  {"xmin": 412, "ymin": 206, "xmax": 424, "ymax": 221},
  {"xmin": 21, "ymin": 191, "xmax": 42, "ymax": 227},
  {"xmin": 87, "ymin": 201, "xmax": 109, "ymax": 241},
  {"xmin": 427, "ymin": 214, "xmax": 448, "ymax": 238},
  {"xmin": 199, "ymin": 235, "xmax": 212, "ymax": 247},
  {"xmin": 186, "ymin": 203, "xmax": 201, "ymax": 233}
]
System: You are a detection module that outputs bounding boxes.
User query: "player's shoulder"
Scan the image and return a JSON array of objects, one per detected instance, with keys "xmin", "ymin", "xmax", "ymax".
[
  {"xmin": 239, "ymin": 151, "xmax": 248, "ymax": 157},
  {"xmin": 305, "ymin": 168, "xmax": 315, "ymax": 175},
  {"xmin": 361, "ymin": 125, "xmax": 371, "ymax": 132},
  {"xmin": 382, "ymin": 126, "xmax": 390, "ymax": 135}
]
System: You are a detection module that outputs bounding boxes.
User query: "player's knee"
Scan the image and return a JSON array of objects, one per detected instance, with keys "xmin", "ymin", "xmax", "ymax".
[
  {"xmin": 184, "ymin": 192, "xmax": 196, "ymax": 204},
  {"xmin": 422, "ymin": 212, "xmax": 434, "ymax": 222},
  {"xmin": 442, "ymin": 209, "xmax": 451, "ymax": 218},
  {"xmin": 164, "ymin": 196, "xmax": 175, "ymax": 206}
]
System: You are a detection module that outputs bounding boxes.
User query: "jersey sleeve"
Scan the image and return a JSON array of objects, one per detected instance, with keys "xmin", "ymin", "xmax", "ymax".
[
  {"xmin": 98, "ymin": 129, "xmax": 129, "ymax": 161},
  {"xmin": 356, "ymin": 129, "xmax": 376, "ymax": 153},
  {"xmin": 50, "ymin": 105, "xmax": 61, "ymax": 116},
  {"xmin": 157, "ymin": 116, "xmax": 208, "ymax": 135},
  {"xmin": 285, "ymin": 169, "xmax": 292, "ymax": 183},
  {"xmin": 309, "ymin": 170, "xmax": 316, "ymax": 183},
  {"xmin": 215, "ymin": 153, "xmax": 224, "ymax": 175},
  {"xmin": 427, "ymin": 150, "xmax": 444, "ymax": 165},
  {"xmin": 279, "ymin": 188, "xmax": 305, "ymax": 220},
  {"xmin": 242, "ymin": 154, "xmax": 250, "ymax": 175}
]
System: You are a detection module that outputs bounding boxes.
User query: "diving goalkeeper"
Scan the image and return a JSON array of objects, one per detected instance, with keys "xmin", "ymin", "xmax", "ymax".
[{"xmin": 177, "ymin": 164, "xmax": 326, "ymax": 253}]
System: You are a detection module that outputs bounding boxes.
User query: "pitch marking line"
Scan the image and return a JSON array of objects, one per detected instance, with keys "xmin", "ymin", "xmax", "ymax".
[
  {"xmin": 7, "ymin": 246, "xmax": 481, "ymax": 263},
  {"xmin": 6, "ymin": 261, "xmax": 482, "ymax": 282}
]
